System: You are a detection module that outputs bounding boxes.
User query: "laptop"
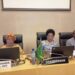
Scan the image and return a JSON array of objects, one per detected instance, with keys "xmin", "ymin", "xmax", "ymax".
[
  {"xmin": 0, "ymin": 47, "xmax": 20, "ymax": 60},
  {"xmin": 52, "ymin": 46, "xmax": 74, "ymax": 57}
]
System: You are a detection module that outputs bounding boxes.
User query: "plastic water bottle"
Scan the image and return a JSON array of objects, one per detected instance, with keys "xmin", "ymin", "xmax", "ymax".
[{"xmin": 31, "ymin": 49, "xmax": 36, "ymax": 64}]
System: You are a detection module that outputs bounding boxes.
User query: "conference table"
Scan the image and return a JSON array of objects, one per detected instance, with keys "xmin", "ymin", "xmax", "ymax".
[{"xmin": 0, "ymin": 59, "xmax": 75, "ymax": 75}]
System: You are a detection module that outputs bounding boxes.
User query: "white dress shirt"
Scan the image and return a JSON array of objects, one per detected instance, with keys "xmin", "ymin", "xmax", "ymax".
[{"xmin": 66, "ymin": 37, "xmax": 75, "ymax": 47}]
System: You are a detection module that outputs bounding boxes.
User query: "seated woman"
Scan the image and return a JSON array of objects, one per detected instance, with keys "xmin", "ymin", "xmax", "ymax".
[
  {"xmin": 41, "ymin": 29, "xmax": 58, "ymax": 58},
  {"xmin": 1, "ymin": 33, "xmax": 26, "ymax": 61}
]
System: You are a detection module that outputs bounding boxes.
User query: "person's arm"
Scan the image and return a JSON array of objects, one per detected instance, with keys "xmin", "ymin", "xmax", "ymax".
[
  {"xmin": 41, "ymin": 41, "xmax": 46, "ymax": 50},
  {"xmin": 0, "ymin": 36, "xmax": 3, "ymax": 47},
  {"xmin": 19, "ymin": 45, "xmax": 25, "ymax": 55},
  {"xmin": 54, "ymin": 41, "xmax": 59, "ymax": 47},
  {"xmin": 17, "ymin": 45, "xmax": 26, "ymax": 61}
]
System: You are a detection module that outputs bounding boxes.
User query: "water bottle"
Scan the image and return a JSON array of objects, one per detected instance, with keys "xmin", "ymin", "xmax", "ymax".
[{"xmin": 31, "ymin": 48, "xmax": 36, "ymax": 64}]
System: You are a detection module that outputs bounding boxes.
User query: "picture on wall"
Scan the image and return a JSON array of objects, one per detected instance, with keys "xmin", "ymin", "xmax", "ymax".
[{"xmin": 2, "ymin": 0, "xmax": 71, "ymax": 11}]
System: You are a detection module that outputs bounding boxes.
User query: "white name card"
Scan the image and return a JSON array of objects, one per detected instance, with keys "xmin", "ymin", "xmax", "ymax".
[{"xmin": 0, "ymin": 60, "xmax": 11, "ymax": 68}]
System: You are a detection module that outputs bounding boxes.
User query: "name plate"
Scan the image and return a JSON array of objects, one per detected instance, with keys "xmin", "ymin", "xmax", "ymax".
[
  {"xmin": 0, "ymin": 60, "xmax": 11, "ymax": 68},
  {"xmin": 42, "ymin": 56, "xmax": 68, "ymax": 65}
]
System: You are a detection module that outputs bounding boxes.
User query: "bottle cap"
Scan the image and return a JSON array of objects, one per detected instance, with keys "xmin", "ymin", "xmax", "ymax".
[{"xmin": 32, "ymin": 48, "xmax": 34, "ymax": 51}]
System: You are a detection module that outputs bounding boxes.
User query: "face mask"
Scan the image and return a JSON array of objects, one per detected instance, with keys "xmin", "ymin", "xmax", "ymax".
[{"xmin": 7, "ymin": 39, "xmax": 14, "ymax": 46}]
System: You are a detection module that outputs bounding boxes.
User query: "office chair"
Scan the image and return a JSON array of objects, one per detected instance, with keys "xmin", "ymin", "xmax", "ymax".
[
  {"xmin": 3, "ymin": 34, "xmax": 23, "ymax": 49},
  {"xmin": 59, "ymin": 32, "xmax": 73, "ymax": 46},
  {"xmin": 37, "ymin": 32, "xmax": 47, "ymax": 47}
]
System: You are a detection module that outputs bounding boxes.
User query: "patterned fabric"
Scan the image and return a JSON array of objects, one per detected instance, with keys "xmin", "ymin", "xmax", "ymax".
[{"xmin": 41, "ymin": 40, "xmax": 58, "ymax": 53}]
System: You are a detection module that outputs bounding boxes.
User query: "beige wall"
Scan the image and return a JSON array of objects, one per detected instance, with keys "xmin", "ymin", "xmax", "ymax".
[{"xmin": 0, "ymin": 0, "xmax": 75, "ymax": 53}]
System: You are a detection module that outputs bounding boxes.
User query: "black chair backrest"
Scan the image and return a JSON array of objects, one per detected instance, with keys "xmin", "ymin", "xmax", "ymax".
[
  {"xmin": 37, "ymin": 32, "xmax": 46, "ymax": 47},
  {"xmin": 3, "ymin": 34, "xmax": 23, "ymax": 49},
  {"xmin": 59, "ymin": 32, "xmax": 73, "ymax": 46}
]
